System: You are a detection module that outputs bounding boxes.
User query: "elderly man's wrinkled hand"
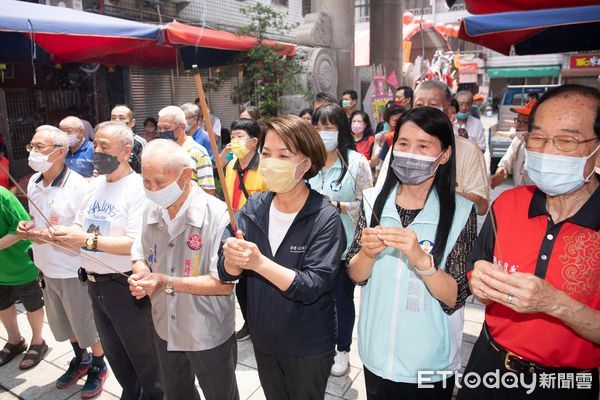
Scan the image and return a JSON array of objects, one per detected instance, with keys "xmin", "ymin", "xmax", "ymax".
[
  {"xmin": 479, "ymin": 269, "xmax": 559, "ymax": 314},
  {"xmin": 128, "ymin": 269, "xmax": 152, "ymax": 299},
  {"xmin": 129, "ymin": 272, "xmax": 166, "ymax": 299},
  {"xmin": 468, "ymin": 260, "xmax": 503, "ymax": 305}
]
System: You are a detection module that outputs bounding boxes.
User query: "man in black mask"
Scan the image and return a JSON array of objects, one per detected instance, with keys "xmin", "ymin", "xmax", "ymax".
[{"xmin": 50, "ymin": 121, "xmax": 164, "ymax": 400}]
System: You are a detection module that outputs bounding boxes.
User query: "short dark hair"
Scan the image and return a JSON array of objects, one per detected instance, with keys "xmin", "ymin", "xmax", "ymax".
[
  {"xmin": 111, "ymin": 104, "xmax": 134, "ymax": 118},
  {"xmin": 342, "ymin": 90, "xmax": 358, "ymax": 101},
  {"xmin": 449, "ymin": 97, "xmax": 459, "ymax": 112},
  {"xmin": 298, "ymin": 108, "xmax": 313, "ymax": 118},
  {"xmin": 396, "ymin": 86, "xmax": 414, "ymax": 104},
  {"xmin": 261, "ymin": 116, "xmax": 326, "ymax": 180},
  {"xmin": 529, "ymin": 84, "xmax": 600, "ymax": 139},
  {"xmin": 527, "ymin": 92, "xmax": 540, "ymax": 101},
  {"xmin": 315, "ymin": 92, "xmax": 337, "ymax": 105},
  {"xmin": 240, "ymin": 105, "xmax": 261, "ymax": 121},
  {"xmin": 383, "ymin": 105, "xmax": 407, "ymax": 123},
  {"xmin": 231, "ymin": 118, "xmax": 261, "ymax": 139},
  {"xmin": 143, "ymin": 117, "xmax": 157, "ymax": 128}
]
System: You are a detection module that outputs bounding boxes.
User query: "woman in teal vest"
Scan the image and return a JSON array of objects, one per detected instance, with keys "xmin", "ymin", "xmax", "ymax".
[
  {"xmin": 348, "ymin": 107, "xmax": 478, "ymax": 399},
  {"xmin": 308, "ymin": 104, "xmax": 373, "ymax": 377}
]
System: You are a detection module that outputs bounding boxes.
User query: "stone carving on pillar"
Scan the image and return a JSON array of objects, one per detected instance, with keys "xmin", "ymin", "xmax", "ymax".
[
  {"xmin": 295, "ymin": 12, "xmax": 333, "ymax": 48},
  {"xmin": 279, "ymin": 12, "xmax": 339, "ymax": 116}
]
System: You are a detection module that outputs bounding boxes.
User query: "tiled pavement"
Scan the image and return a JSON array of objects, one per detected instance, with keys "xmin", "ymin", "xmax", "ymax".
[{"xmin": 0, "ymin": 293, "xmax": 486, "ymax": 400}]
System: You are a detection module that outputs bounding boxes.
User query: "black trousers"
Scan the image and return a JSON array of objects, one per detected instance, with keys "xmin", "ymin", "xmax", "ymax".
[
  {"xmin": 253, "ymin": 346, "xmax": 334, "ymax": 400},
  {"xmin": 457, "ymin": 327, "xmax": 599, "ymax": 400},
  {"xmin": 154, "ymin": 333, "xmax": 239, "ymax": 400},
  {"xmin": 87, "ymin": 275, "xmax": 164, "ymax": 400},
  {"xmin": 364, "ymin": 367, "xmax": 455, "ymax": 400},
  {"xmin": 334, "ymin": 261, "xmax": 356, "ymax": 352},
  {"xmin": 235, "ymin": 274, "xmax": 248, "ymax": 324}
]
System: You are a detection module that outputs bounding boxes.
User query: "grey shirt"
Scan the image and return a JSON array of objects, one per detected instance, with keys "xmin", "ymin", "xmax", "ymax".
[{"xmin": 132, "ymin": 186, "xmax": 235, "ymax": 352}]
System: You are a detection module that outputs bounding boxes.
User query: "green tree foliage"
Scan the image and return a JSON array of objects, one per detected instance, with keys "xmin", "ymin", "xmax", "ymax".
[{"xmin": 230, "ymin": 4, "xmax": 307, "ymax": 117}]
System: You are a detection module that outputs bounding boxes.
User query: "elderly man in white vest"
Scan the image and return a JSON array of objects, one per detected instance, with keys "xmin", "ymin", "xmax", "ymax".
[{"xmin": 129, "ymin": 139, "xmax": 239, "ymax": 400}]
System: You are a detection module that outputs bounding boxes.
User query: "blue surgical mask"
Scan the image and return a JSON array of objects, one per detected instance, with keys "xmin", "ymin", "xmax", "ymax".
[
  {"xmin": 159, "ymin": 130, "xmax": 176, "ymax": 141},
  {"xmin": 383, "ymin": 122, "xmax": 390, "ymax": 132},
  {"xmin": 456, "ymin": 112, "xmax": 470, "ymax": 120},
  {"xmin": 319, "ymin": 130, "xmax": 338, "ymax": 151},
  {"xmin": 524, "ymin": 146, "xmax": 599, "ymax": 196}
]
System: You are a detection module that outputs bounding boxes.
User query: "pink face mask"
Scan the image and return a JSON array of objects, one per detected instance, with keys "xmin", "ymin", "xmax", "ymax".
[{"xmin": 351, "ymin": 122, "xmax": 365, "ymax": 134}]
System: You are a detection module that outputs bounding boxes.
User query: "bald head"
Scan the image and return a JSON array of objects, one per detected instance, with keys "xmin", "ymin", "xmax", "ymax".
[
  {"xmin": 59, "ymin": 116, "xmax": 85, "ymax": 147},
  {"xmin": 141, "ymin": 139, "xmax": 192, "ymax": 193}
]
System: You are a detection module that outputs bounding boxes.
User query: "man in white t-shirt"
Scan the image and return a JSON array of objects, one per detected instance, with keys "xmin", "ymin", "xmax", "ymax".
[
  {"xmin": 51, "ymin": 121, "xmax": 164, "ymax": 400},
  {"xmin": 17, "ymin": 125, "xmax": 106, "ymax": 398},
  {"xmin": 454, "ymin": 91, "xmax": 486, "ymax": 152}
]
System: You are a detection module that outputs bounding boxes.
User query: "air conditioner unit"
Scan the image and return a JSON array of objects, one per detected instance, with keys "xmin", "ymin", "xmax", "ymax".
[{"xmin": 45, "ymin": 0, "xmax": 83, "ymax": 11}]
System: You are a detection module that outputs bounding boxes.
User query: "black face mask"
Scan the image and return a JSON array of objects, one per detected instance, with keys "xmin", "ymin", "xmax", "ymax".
[
  {"xmin": 92, "ymin": 152, "xmax": 120, "ymax": 175},
  {"xmin": 159, "ymin": 130, "xmax": 176, "ymax": 141}
]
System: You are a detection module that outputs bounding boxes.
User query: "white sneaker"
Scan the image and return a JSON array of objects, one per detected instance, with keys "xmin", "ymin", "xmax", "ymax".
[{"xmin": 331, "ymin": 351, "xmax": 350, "ymax": 376}]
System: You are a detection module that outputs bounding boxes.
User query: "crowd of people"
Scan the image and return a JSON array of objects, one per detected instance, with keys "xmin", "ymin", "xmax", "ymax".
[{"xmin": 0, "ymin": 81, "xmax": 598, "ymax": 400}]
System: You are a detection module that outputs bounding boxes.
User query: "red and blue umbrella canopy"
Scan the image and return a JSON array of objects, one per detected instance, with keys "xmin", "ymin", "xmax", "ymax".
[
  {"xmin": 457, "ymin": 5, "xmax": 600, "ymax": 55},
  {"xmin": 0, "ymin": 0, "xmax": 162, "ymax": 65},
  {"xmin": 0, "ymin": 0, "xmax": 296, "ymax": 68}
]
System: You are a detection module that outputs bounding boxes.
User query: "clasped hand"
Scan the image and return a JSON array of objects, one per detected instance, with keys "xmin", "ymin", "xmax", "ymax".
[{"xmin": 361, "ymin": 226, "xmax": 430, "ymax": 268}]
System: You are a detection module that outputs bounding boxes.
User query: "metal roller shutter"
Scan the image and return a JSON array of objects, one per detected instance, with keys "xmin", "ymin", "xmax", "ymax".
[
  {"xmin": 129, "ymin": 67, "xmax": 174, "ymax": 134},
  {"xmin": 173, "ymin": 68, "xmax": 240, "ymax": 132}
]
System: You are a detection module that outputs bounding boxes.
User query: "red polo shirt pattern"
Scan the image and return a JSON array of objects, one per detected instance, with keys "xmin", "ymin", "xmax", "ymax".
[{"xmin": 467, "ymin": 184, "xmax": 600, "ymax": 369}]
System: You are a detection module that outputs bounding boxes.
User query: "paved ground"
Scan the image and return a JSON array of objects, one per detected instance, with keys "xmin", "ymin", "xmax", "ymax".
[
  {"xmin": 0, "ymin": 115, "xmax": 507, "ymax": 399},
  {"xmin": 0, "ymin": 287, "xmax": 489, "ymax": 400}
]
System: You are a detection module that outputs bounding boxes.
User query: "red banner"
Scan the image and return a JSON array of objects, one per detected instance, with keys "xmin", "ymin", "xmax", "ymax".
[{"xmin": 569, "ymin": 54, "xmax": 600, "ymax": 69}]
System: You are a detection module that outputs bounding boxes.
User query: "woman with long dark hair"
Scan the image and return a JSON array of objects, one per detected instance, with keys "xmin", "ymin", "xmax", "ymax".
[
  {"xmin": 308, "ymin": 104, "xmax": 373, "ymax": 377},
  {"xmin": 348, "ymin": 107, "xmax": 477, "ymax": 399},
  {"xmin": 350, "ymin": 110, "xmax": 375, "ymax": 160}
]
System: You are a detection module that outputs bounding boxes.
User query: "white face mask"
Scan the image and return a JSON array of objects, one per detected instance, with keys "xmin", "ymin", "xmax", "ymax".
[
  {"xmin": 525, "ymin": 145, "xmax": 599, "ymax": 196},
  {"xmin": 28, "ymin": 149, "xmax": 56, "ymax": 173},
  {"xmin": 144, "ymin": 171, "xmax": 184, "ymax": 208},
  {"xmin": 67, "ymin": 134, "xmax": 80, "ymax": 148},
  {"xmin": 319, "ymin": 130, "xmax": 338, "ymax": 151}
]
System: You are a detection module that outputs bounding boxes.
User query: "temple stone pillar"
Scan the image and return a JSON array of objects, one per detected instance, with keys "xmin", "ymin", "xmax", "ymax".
[
  {"xmin": 370, "ymin": 0, "xmax": 404, "ymax": 84},
  {"xmin": 311, "ymin": 0, "xmax": 354, "ymax": 97}
]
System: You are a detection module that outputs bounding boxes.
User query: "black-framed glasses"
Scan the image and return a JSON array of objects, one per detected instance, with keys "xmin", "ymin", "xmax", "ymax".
[
  {"xmin": 26, "ymin": 143, "xmax": 61, "ymax": 153},
  {"xmin": 524, "ymin": 134, "xmax": 598, "ymax": 152}
]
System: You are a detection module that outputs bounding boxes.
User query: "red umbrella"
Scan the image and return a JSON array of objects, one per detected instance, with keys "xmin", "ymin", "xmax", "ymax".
[{"xmin": 446, "ymin": 0, "xmax": 599, "ymax": 14}]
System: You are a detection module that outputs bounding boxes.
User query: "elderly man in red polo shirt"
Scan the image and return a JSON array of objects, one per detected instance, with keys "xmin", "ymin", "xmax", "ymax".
[{"xmin": 459, "ymin": 84, "xmax": 600, "ymax": 400}]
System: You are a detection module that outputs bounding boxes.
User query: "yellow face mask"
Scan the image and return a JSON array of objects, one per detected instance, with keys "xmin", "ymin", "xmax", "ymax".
[
  {"xmin": 259, "ymin": 157, "xmax": 308, "ymax": 193},
  {"xmin": 230, "ymin": 138, "xmax": 252, "ymax": 159}
]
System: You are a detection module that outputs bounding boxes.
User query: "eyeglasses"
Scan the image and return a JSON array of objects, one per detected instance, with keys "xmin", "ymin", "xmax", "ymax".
[
  {"xmin": 26, "ymin": 143, "xmax": 61, "ymax": 152},
  {"xmin": 524, "ymin": 134, "xmax": 598, "ymax": 152}
]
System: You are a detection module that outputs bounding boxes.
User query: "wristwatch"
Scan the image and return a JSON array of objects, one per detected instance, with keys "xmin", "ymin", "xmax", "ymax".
[
  {"xmin": 164, "ymin": 276, "xmax": 175, "ymax": 296},
  {"xmin": 85, "ymin": 234, "xmax": 95, "ymax": 251}
]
